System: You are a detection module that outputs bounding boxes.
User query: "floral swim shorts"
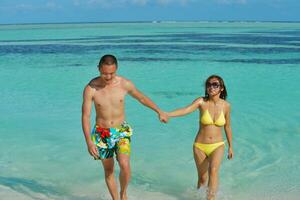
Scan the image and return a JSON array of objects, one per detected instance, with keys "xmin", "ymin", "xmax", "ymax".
[{"xmin": 91, "ymin": 121, "xmax": 133, "ymax": 159}]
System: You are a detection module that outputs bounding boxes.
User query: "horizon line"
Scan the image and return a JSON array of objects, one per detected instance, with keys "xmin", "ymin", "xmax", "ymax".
[{"xmin": 1, "ymin": 19, "xmax": 300, "ymax": 26}]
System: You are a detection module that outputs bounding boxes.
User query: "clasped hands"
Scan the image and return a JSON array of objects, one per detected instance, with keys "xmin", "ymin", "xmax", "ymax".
[{"xmin": 158, "ymin": 111, "xmax": 169, "ymax": 123}]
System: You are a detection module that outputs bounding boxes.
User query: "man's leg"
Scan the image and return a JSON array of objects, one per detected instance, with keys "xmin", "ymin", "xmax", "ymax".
[
  {"xmin": 117, "ymin": 153, "xmax": 130, "ymax": 200},
  {"xmin": 101, "ymin": 158, "xmax": 119, "ymax": 200},
  {"xmin": 116, "ymin": 138, "xmax": 131, "ymax": 200}
]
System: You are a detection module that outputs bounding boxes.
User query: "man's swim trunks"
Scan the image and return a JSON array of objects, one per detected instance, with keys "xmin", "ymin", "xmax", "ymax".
[{"xmin": 91, "ymin": 121, "xmax": 133, "ymax": 159}]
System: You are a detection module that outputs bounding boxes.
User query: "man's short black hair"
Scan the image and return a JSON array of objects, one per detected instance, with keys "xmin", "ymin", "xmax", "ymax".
[{"xmin": 98, "ymin": 54, "xmax": 118, "ymax": 68}]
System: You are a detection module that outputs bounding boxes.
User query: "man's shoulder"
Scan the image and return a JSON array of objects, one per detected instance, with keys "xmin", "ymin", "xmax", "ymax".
[
  {"xmin": 88, "ymin": 77, "xmax": 99, "ymax": 85},
  {"xmin": 88, "ymin": 77, "xmax": 103, "ymax": 90},
  {"xmin": 118, "ymin": 76, "xmax": 134, "ymax": 88},
  {"xmin": 118, "ymin": 76, "xmax": 131, "ymax": 82}
]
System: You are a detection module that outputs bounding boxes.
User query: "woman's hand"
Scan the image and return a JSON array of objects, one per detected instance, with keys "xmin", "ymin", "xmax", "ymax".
[{"xmin": 227, "ymin": 147, "xmax": 233, "ymax": 160}]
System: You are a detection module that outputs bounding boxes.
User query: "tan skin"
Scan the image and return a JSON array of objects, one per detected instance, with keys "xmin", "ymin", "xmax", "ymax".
[
  {"xmin": 167, "ymin": 77, "xmax": 233, "ymax": 200},
  {"xmin": 82, "ymin": 64, "xmax": 167, "ymax": 200}
]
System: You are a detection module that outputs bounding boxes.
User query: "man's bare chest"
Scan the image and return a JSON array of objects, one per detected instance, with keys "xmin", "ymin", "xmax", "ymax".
[{"xmin": 93, "ymin": 87, "xmax": 127, "ymax": 106}]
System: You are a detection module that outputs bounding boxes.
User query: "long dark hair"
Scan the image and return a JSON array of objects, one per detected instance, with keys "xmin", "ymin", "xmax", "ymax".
[{"xmin": 204, "ymin": 75, "xmax": 227, "ymax": 100}]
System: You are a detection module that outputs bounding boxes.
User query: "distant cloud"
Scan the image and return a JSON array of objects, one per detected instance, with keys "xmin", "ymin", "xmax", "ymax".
[
  {"xmin": 156, "ymin": 0, "xmax": 171, "ymax": 5},
  {"xmin": 157, "ymin": 0, "xmax": 197, "ymax": 5},
  {"xmin": 73, "ymin": 0, "xmax": 80, "ymax": 6},
  {"xmin": 86, "ymin": 0, "xmax": 149, "ymax": 7},
  {"xmin": 2, "ymin": 1, "xmax": 62, "ymax": 12},
  {"xmin": 216, "ymin": 0, "xmax": 247, "ymax": 4},
  {"xmin": 156, "ymin": 0, "xmax": 196, "ymax": 6},
  {"xmin": 45, "ymin": 1, "xmax": 62, "ymax": 10},
  {"xmin": 15, "ymin": 3, "xmax": 35, "ymax": 11},
  {"xmin": 132, "ymin": 0, "xmax": 149, "ymax": 6},
  {"xmin": 86, "ymin": 0, "xmax": 125, "ymax": 8},
  {"xmin": 74, "ymin": 0, "xmax": 196, "ymax": 7}
]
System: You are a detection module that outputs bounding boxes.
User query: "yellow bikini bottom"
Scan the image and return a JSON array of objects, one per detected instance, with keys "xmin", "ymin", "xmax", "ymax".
[{"xmin": 194, "ymin": 141, "xmax": 225, "ymax": 157}]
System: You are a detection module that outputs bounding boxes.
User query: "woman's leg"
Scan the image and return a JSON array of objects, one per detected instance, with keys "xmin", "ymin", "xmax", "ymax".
[
  {"xmin": 207, "ymin": 145, "xmax": 224, "ymax": 200},
  {"xmin": 193, "ymin": 145, "xmax": 209, "ymax": 189}
]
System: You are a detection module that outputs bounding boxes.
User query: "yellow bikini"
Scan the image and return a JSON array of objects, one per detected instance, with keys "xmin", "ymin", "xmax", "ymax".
[
  {"xmin": 194, "ymin": 141, "xmax": 225, "ymax": 156},
  {"xmin": 200, "ymin": 109, "xmax": 226, "ymax": 127},
  {"xmin": 194, "ymin": 109, "xmax": 226, "ymax": 156}
]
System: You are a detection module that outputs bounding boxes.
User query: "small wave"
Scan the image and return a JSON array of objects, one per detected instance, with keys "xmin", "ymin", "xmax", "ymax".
[
  {"xmin": 0, "ymin": 176, "xmax": 61, "ymax": 199},
  {"xmin": 182, "ymin": 187, "xmax": 233, "ymax": 200},
  {"xmin": 214, "ymin": 58, "xmax": 300, "ymax": 64},
  {"xmin": 152, "ymin": 91, "xmax": 199, "ymax": 98},
  {"xmin": 70, "ymin": 180, "xmax": 178, "ymax": 200},
  {"xmin": 0, "ymin": 184, "xmax": 59, "ymax": 200}
]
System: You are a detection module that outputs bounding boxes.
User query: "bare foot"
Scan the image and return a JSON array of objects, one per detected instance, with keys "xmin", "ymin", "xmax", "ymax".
[
  {"xmin": 197, "ymin": 181, "xmax": 207, "ymax": 189},
  {"xmin": 120, "ymin": 192, "xmax": 127, "ymax": 200},
  {"xmin": 206, "ymin": 189, "xmax": 216, "ymax": 200}
]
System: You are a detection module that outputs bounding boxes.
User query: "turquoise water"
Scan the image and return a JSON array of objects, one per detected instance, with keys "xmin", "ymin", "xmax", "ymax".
[{"xmin": 1, "ymin": 22, "xmax": 300, "ymax": 200}]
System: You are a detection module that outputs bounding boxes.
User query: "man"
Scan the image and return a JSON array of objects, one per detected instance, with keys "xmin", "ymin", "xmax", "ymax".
[{"xmin": 81, "ymin": 54, "xmax": 167, "ymax": 200}]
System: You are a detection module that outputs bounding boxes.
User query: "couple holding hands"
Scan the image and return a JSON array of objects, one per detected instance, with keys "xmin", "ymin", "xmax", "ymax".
[{"xmin": 81, "ymin": 55, "xmax": 233, "ymax": 200}]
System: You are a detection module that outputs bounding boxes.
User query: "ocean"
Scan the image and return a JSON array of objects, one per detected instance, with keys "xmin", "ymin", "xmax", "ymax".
[{"xmin": 0, "ymin": 21, "xmax": 300, "ymax": 200}]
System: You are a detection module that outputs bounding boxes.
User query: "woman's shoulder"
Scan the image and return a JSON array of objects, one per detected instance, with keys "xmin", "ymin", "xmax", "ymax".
[
  {"xmin": 193, "ymin": 97, "xmax": 205, "ymax": 106},
  {"xmin": 222, "ymin": 99, "xmax": 231, "ymax": 110}
]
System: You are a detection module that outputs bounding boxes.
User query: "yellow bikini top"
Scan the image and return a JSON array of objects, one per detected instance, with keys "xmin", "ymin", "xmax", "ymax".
[{"xmin": 200, "ymin": 109, "xmax": 226, "ymax": 126}]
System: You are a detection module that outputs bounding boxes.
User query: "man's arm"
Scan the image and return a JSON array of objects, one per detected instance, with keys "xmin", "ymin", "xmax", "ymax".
[
  {"xmin": 126, "ymin": 80, "xmax": 168, "ymax": 122},
  {"xmin": 81, "ymin": 85, "xmax": 99, "ymax": 159}
]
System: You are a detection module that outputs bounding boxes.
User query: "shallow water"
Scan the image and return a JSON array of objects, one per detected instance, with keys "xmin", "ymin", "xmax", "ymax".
[{"xmin": 1, "ymin": 21, "xmax": 300, "ymax": 199}]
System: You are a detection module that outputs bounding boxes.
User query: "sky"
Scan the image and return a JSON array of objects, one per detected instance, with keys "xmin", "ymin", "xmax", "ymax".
[{"xmin": 0, "ymin": 0, "xmax": 299, "ymax": 24}]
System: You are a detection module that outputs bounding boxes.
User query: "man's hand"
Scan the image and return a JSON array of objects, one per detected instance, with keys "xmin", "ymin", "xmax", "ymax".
[
  {"xmin": 159, "ymin": 111, "xmax": 169, "ymax": 123},
  {"xmin": 87, "ymin": 141, "xmax": 99, "ymax": 159}
]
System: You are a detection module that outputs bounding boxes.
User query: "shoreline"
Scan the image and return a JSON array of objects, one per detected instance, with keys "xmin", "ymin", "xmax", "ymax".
[{"xmin": 1, "ymin": 183, "xmax": 299, "ymax": 200}]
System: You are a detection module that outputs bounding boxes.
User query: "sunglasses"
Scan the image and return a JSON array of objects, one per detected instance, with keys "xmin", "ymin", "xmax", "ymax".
[{"xmin": 207, "ymin": 82, "xmax": 220, "ymax": 89}]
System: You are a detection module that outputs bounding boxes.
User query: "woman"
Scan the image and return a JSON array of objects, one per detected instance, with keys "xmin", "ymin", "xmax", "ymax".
[{"xmin": 167, "ymin": 75, "xmax": 233, "ymax": 200}]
